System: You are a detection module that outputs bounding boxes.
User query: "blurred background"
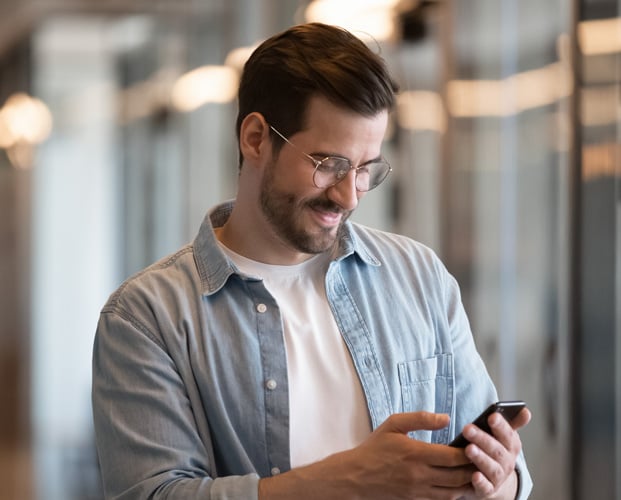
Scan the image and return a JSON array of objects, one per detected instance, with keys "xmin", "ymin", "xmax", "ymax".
[{"xmin": 0, "ymin": 0, "xmax": 619, "ymax": 498}]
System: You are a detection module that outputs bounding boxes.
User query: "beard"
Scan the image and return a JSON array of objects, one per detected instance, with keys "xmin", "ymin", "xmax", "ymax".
[{"xmin": 259, "ymin": 161, "xmax": 352, "ymax": 255}]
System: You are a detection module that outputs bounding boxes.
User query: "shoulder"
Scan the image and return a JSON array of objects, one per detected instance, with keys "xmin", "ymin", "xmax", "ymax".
[
  {"xmin": 347, "ymin": 221, "xmax": 444, "ymax": 269},
  {"xmin": 343, "ymin": 221, "xmax": 457, "ymax": 301},
  {"xmin": 102, "ymin": 244, "xmax": 199, "ymax": 316}
]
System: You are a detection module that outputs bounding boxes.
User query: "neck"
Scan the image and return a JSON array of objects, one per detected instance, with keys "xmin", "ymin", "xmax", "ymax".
[{"xmin": 215, "ymin": 205, "xmax": 317, "ymax": 266}]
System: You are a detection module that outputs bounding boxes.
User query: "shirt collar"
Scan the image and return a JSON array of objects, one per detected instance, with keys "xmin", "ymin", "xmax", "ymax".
[{"xmin": 193, "ymin": 200, "xmax": 381, "ymax": 295}]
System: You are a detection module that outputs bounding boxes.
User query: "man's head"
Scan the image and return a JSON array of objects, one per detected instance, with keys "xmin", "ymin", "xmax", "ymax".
[{"xmin": 235, "ymin": 23, "xmax": 399, "ymax": 168}]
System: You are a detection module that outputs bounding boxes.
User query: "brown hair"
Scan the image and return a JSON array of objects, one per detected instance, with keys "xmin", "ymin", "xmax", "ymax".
[{"xmin": 235, "ymin": 23, "xmax": 399, "ymax": 167}]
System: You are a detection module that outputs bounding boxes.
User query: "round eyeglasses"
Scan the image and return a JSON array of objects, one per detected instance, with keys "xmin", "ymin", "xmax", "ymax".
[{"xmin": 269, "ymin": 125, "xmax": 392, "ymax": 192}]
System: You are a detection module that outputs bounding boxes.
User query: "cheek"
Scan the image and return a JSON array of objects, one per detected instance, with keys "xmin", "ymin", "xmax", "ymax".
[{"xmin": 270, "ymin": 156, "xmax": 320, "ymax": 195}]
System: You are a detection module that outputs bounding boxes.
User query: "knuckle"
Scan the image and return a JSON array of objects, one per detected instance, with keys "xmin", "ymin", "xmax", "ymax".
[
  {"xmin": 490, "ymin": 446, "xmax": 505, "ymax": 463},
  {"xmin": 490, "ymin": 465, "xmax": 505, "ymax": 485}
]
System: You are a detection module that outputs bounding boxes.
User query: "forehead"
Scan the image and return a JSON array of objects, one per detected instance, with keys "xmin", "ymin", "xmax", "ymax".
[{"xmin": 296, "ymin": 96, "xmax": 389, "ymax": 155}]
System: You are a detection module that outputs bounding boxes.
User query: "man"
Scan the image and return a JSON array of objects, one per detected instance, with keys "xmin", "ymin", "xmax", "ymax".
[{"xmin": 92, "ymin": 23, "xmax": 533, "ymax": 499}]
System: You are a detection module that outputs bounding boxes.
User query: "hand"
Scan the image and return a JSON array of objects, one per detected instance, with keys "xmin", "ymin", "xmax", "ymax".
[
  {"xmin": 349, "ymin": 411, "xmax": 477, "ymax": 499},
  {"xmin": 260, "ymin": 411, "xmax": 477, "ymax": 500},
  {"xmin": 459, "ymin": 407, "xmax": 531, "ymax": 499}
]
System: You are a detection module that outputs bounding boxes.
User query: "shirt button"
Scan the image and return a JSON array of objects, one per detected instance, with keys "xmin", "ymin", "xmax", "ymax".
[
  {"xmin": 271, "ymin": 467, "xmax": 281, "ymax": 476},
  {"xmin": 256, "ymin": 303, "xmax": 267, "ymax": 313},
  {"xmin": 266, "ymin": 379, "xmax": 277, "ymax": 390}
]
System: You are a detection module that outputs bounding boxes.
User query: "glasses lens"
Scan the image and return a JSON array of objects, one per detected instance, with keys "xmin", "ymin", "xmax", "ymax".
[
  {"xmin": 313, "ymin": 157, "xmax": 350, "ymax": 188},
  {"xmin": 313, "ymin": 157, "xmax": 391, "ymax": 191},
  {"xmin": 355, "ymin": 161, "xmax": 391, "ymax": 192}
]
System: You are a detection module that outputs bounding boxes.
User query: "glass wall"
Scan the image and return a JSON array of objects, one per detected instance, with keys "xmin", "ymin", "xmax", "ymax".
[
  {"xmin": 405, "ymin": 2, "xmax": 574, "ymax": 498},
  {"xmin": 0, "ymin": 0, "xmax": 618, "ymax": 498},
  {"xmin": 574, "ymin": 0, "xmax": 621, "ymax": 497}
]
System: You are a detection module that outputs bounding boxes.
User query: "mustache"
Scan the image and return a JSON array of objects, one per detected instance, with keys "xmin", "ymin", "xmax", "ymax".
[{"xmin": 306, "ymin": 198, "xmax": 346, "ymax": 213}]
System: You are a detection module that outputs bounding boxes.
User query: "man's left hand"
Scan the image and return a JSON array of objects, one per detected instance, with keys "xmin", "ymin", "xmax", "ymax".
[{"xmin": 460, "ymin": 407, "xmax": 531, "ymax": 499}]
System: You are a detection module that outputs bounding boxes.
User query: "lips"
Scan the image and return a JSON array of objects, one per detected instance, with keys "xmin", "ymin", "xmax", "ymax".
[
  {"xmin": 306, "ymin": 198, "xmax": 347, "ymax": 229},
  {"xmin": 311, "ymin": 206, "xmax": 342, "ymax": 227}
]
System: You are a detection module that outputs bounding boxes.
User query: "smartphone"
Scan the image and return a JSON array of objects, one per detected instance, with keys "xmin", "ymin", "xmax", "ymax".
[{"xmin": 449, "ymin": 400, "xmax": 526, "ymax": 448}]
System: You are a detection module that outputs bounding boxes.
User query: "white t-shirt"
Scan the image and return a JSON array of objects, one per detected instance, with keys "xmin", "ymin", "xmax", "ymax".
[{"xmin": 219, "ymin": 244, "xmax": 372, "ymax": 467}]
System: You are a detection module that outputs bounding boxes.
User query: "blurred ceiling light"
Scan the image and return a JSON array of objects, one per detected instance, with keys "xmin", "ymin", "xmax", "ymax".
[
  {"xmin": 0, "ymin": 110, "xmax": 17, "ymax": 148},
  {"xmin": 397, "ymin": 90, "xmax": 445, "ymax": 132},
  {"xmin": 578, "ymin": 17, "xmax": 621, "ymax": 56},
  {"xmin": 447, "ymin": 62, "xmax": 572, "ymax": 118},
  {"xmin": 582, "ymin": 142, "xmax": 620, "ymax": 180},
  {"xmin": 224, "ymin": 45, "xmax": 258, "ymax": 72},
  {"xmin": 513, "ymin": 63, "xmax": 573, "ymax": 109},
  {"xmin": 580, "ymin": 85, "xmax": 619, "ymax": 127},
  {"xmin": 171, "ymin": 65, "xmax": 239, "ymax": 112},
  {"xmin": 0, "ymin": 93, "xmax": 53, "ymax": 148},
  {"xmin": 304, "ymin": 0, "xmax": 401, "ymax": 42}
]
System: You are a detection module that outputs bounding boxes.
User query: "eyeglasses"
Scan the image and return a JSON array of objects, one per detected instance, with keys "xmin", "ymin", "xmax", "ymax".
[{"xmin": 269, "ymin": 125, "xmax": 392, "ymax": 192}]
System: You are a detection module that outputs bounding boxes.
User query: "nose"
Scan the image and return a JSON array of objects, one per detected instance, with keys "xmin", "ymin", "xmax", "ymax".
[{"xmin": 325, "ymin": 168, "xmax": 360, "ymax": 211}]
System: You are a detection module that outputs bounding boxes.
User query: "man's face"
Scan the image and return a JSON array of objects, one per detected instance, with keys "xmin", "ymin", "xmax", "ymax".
[{"xmin": 259, "ymin": 96, "xmax": 388, "ymax": 256}]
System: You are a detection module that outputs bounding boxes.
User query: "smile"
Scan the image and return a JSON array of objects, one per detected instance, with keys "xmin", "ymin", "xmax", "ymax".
[{"xmin": 309, "ymin": 205, "xmax": 343, "ymax": 228}]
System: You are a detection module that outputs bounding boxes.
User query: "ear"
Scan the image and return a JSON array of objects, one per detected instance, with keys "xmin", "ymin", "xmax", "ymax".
[{"xmin": 239, "ymin": 112, "xmax": 271, "ymax": 166}]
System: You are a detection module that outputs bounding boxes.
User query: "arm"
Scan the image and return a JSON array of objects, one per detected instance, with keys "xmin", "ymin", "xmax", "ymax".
[{"xmin": 92, "ymin": 310, "xmax": 260, "ymax": 499}]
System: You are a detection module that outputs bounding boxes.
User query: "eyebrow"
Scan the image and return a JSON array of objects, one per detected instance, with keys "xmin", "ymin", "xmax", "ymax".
[{"xmin": 308, "ymin": 151, "xmax": 383, "ymax": 166}]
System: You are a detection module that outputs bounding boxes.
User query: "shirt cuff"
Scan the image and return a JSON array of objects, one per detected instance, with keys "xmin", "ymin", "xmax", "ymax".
[{"xmin": 514, "ymin": 467, "xmax": 521, "ymax": 500}]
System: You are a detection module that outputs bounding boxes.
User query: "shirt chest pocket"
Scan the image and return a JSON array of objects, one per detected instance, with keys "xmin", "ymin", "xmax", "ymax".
[{"xmin": 398, "ymin": 353, "xmax": 454, "ymax": 443}]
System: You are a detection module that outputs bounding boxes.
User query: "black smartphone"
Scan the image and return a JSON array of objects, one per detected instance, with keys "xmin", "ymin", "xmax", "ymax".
[{"xmin": 449, "ymin": 400, "xmax": 526, "ymax": 448}]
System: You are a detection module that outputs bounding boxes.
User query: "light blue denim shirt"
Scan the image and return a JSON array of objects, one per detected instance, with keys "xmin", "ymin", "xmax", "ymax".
[{"xmin": 92, "ymin": 200, "xmax": 532, "ymax": 499}]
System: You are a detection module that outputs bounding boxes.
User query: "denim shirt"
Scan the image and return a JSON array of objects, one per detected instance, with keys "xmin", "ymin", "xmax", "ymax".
[{"xmin": 92, "ymin": 200, "xmax": 532, "ymax": 499}]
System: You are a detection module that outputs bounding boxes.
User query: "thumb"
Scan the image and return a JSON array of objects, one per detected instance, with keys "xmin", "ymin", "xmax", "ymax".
[
  {"xmin": 379, "ymin": 411, "xmax": 450, "ymax": 435},
  {"xmin": 509, "ymin": 407, "xmax": 532, "ymax": 430}
]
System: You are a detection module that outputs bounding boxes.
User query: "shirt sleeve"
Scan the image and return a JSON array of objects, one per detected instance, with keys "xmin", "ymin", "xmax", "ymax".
[
  {"xmin": 515, "ymin": 452, "xmax": 534, "ymax": 500},
  {"xmin": 441, "ymin": 268, "xmax": 533, "ymax": 499},
  {"xmin": 92, "ymin": 308, "xmax": 260, "ymax": 500}
]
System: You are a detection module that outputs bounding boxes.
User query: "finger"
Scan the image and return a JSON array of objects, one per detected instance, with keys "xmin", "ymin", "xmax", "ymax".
[
  {"xmin": 463, "ymin": 422, "xmax": 520, "ymax": 497},
  {"xmin": 429, "ymin": 464, "xmax": 477, "ymax": 488},
  {"xmin": 463, "ymin": 422, "xmax": 521, "ymax": 462},
  {"xmin": 380, "ymin": 411, "xmax": 450, "ymax": 435},
  {"xmin": 469, "ymin": 461, "xmax": 520, "ymax": 498},
  {"xmin": 507, "ymin": 407, "xmax": 531, "ymax": 430},
  {"xmin": 463, "ymin": 410, "xmax": 526, "ymax": 452},
  {"xmin": 470, "ymin": 468, "xmax": 496, "ymax": 497},
  {"xmin": 487, "ymin": 407, "xmax": 531, "ymax": 434},
  {"xmin": 465, "ymin": 440, "xmax": 509, "ymax": 485},
  {"xmin": 488, "ymin": 413, "xmax": 526, "ymax": 453}
]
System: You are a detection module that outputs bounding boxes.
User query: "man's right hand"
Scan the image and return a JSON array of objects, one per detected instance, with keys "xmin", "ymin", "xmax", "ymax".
[{"xmin": 259, "ymin": 411, "xmax": 475, "ymax": 500}]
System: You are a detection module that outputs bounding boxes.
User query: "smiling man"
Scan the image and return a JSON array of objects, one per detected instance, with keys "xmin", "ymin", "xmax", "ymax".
[
  {"xmin": 92, "ymin": 23, "xmax": 533, "ymax": 500},
  {"xmin": 221, "ymin": 95, "xmax": 388, "ymax": 262}
]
